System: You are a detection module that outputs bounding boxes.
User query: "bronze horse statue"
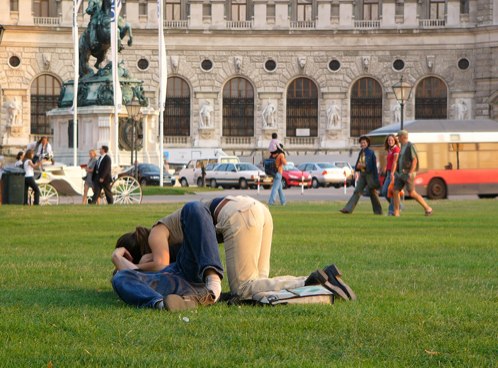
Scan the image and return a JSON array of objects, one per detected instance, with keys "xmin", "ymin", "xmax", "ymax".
[{"xmin": 79, "ymin": 0, "xmax": 133, "ymax": 77}]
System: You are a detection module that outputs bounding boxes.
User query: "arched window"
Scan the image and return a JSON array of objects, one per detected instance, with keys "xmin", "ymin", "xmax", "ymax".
[
  {"xmin": 30, "ymin": 74, "xmax": 61, "ymax": 135},
  {"xmin": 164, "ymin": 77, "xmax": 190, "ymax": 136},
  {"xmin": 222, "ymin": 78, "xmax": 254, "ymax": 137},
  {"xmin": 350, "ymin": 77, "xmax": 382, "ymax": 137},
  {"xmin": 415, "ymin": 77, "xmax": 447, "ymax": 119},
  {"xmin": 286, "ymin": 78, "xmax": 318, "ymax": 137}
]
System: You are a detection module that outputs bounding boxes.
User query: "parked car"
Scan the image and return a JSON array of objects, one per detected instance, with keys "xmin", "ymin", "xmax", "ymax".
[
  {"xmin": 193, "ymin": 163, "xmax": 217, "ymax": 187},
  {"xmin": 206, "ymin": 162, "xmax": 272, "ymax": 189},
  {"xmin": 281, "ymin": 162, "xmax": 312, "ymax": 189},
  {"xmin": 178, "ymin": 156, "xmax": 239, "ymax": 187},
  {"xmin": 297, "ymin": 161, "xmax": 354, "ymax": 188},
  {"xmin": 118, "ymin": 163, "xmax": 174, "ymax": 186}
]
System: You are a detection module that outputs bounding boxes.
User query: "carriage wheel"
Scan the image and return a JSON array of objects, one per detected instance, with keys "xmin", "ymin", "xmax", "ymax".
[
  {"xmin": 111, "ymin": 176, "xmax": 142, "ymax": 204},
  {"xmin": 28, "ymin": 184, "xmax": 59, "ymax": 206}
]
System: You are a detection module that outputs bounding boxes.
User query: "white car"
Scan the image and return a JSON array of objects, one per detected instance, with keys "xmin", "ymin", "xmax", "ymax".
[
  {"xmin": 206, "ymin": 162, "xmax": 272, "ymax": 189},
  {"xmin": 297, "ymin": 161, "xmax": 354, "ymax": 188},
  {"xmin": 178, "ymin": 156, "xmax": 239, "ymax": 187}
]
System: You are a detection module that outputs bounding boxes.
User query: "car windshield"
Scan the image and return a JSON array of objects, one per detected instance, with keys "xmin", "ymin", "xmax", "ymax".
[
  {"xmin": 317, "ymin": 163, "xmax": 335, "ymax": 169},
  {"xmin": 333, "ymin": 162, "xmax": 348, "ymax": 168},
  {"xmin": 236, "ymin": 163, "xmax": 259, "ymax": 171},
  {"xmin": 140, "ymin": 164, "xmax": 159, "ymax": 172},
  {"xmin": 284, "ymin": 163, "xmax": 296, "ymax": 170}
]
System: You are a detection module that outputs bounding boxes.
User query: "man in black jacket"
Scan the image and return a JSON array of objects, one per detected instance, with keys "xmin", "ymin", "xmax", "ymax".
[{"xmin": 92, "ymin": 145, "xmax": 114, "ymax": 204}]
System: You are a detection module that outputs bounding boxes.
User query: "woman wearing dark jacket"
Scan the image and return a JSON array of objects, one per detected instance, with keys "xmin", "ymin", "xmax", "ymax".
[{"xmin": 340, "ymin": 136, "xmax": 382, "ymax": 215}]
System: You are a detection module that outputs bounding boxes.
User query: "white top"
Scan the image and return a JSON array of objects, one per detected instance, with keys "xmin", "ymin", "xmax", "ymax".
[
  {"xmin": 268, "ymin": 139, "xmax": 280, "ymax": 153},
  {"xmin": 24, "ymin": 160, "xmax": 34, "ymax": 177}
]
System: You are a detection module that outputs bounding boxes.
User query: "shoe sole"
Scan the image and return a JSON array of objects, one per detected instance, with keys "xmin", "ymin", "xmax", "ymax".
[
  {"xmin": 314, "ymin": 269, "xmax": 350, "ymax": 301},
  {"xmin": 164, "ymin": 294, "xmax": 198, "ymax": 312},
  {"xmin": 324, "ymin": 265, "xmax": 357, "ymax": 301}
]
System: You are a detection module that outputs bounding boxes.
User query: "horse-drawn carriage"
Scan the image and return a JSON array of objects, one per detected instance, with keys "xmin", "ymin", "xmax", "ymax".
[{"xmin": 31, "ymin": 164, "xmax": 142, "ymax": 205}]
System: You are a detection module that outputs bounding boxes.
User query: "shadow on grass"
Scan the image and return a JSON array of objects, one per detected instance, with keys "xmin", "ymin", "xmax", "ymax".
[{"xmin": 2, "ymin": 287, "xmax": 119, "ymax": 309}]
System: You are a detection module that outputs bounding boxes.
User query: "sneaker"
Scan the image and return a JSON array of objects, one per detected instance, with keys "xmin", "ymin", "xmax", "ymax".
[
  {"xmin": 164, "ymin": 289, "xmax": 216, "ymax": 312},
  {"xmin": 323, "ymin": 264, "xmax": 357, "ymax": 301},
  {"xmin": 304, "ymin": 269, "xmax": 350, "ymax": 301}
]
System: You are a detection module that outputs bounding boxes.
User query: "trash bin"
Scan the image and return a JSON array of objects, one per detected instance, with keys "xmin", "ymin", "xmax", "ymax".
[{"xmin": 1, "ymin": 167, "xmax": 25, "ymax": 204}]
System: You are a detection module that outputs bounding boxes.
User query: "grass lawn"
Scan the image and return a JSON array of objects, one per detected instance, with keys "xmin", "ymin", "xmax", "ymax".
[
  {"xmin": 141, "ymin": 185, "xmax": 220, "ymax": 196},
  {"xmin": 0, "ymin": 199, "xmax": 496, "ymax": 367}
]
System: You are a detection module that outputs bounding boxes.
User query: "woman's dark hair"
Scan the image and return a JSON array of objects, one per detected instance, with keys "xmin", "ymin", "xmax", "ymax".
[
  {"xmin": 384, "ymin": 134, "xmax": 399, "ymax": 151},
  {"xmin": 115, "ymin": 226, "xmax": 151, "ymax": 264},
  {"xmin": 16, "ymin": 151, "xmax": 24, "ymax": 160},
  {"xmin": 24, "ymin": 149, "xmax": 34, "ymax": 161},
  {"xmin": 359, "ymin": 135, "xmax": 371, "ymax": 147}
]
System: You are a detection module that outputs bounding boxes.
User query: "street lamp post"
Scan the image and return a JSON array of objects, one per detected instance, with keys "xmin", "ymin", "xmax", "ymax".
[
  {"xmin": 125, "ymin": 99, "xmax": 142, "ymax": 180},
  {"xmin": 392, "ymin": 76, "xmax": 413, "ymax": 130}
]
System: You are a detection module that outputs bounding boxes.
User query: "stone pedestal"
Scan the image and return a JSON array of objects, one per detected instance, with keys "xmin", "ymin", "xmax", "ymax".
[{"xmin": 47, "ymin": 105, "xmax": 160, "ymax": 167}]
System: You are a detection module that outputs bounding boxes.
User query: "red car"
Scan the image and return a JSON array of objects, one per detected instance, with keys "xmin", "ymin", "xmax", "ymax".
[{"xmin": 281, "ymin": 162, "xmax": 312, "ymax": 189}]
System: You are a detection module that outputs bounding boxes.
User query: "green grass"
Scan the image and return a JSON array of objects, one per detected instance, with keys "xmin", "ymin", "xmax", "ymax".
[
  {"xmin": 141, "ymin": 185, "xmax": 221, "ymax": 196},
  {"xmin": 0, "ymin": 200, "xmax": 496, "ymax": 367}
]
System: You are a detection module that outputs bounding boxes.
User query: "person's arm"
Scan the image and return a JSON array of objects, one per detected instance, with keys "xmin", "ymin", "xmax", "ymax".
[
  {"xmin": 27, "ymin": 160, "xmax": 42, "ymax": 169},
  {"xmin": 112, "ymin": 247, "xmax": 139, "ymax": 271},
  {"xmin": 86, "ymin": 160, "xmax": 95, "ymax": 174},
  {"xmin": 135, "ymin": 223, "xmax": 171, "ymax": 272},
  {"xmin": 280, "ymin": 154, "xmax": 287, "ymax": 167},
  {"xmin": 391, "ymin": 151, "xmax": 399, "ymax": 178},
  {"xmin": 410, "ymin": 156, "xmax": 417, "ymax": 175}
]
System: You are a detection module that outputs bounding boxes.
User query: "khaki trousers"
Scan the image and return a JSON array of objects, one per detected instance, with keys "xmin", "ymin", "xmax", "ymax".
[{"xmin": 216, "ymin": 196, "xmax": 306, "ymax": 299}]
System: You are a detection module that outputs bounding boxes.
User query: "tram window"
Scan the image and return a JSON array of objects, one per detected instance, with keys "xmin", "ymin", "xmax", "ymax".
[{"xmin": 478, "ymin": 143, "xmax": 498, "ymax": 151}]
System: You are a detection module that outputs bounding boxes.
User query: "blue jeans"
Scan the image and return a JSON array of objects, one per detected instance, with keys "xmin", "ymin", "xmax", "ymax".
[
  {"xmin": 381, "ymin": 171, "xmax": 394, "ymax": 215},
  {"xmin": 111, "ymin": 201, "xmax": 224, "ymax": 308},
  {"xmin": 268, "ymin": 172, "xmax": 286, "ymax": 205}
]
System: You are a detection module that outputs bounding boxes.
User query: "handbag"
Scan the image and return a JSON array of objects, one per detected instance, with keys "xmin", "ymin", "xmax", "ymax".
[{"xmin": 387, "ymin": 180, "xmax": 404, "ymax": 198}]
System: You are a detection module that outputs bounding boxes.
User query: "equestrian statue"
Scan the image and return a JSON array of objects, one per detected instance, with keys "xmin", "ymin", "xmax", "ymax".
[
  {"xmin": 79, "ymin": 0, "xmax": 133, "ymax": 78},
  {"xmin": 58, "ymin": 0, "xmax": 148, "ymax": 107}
]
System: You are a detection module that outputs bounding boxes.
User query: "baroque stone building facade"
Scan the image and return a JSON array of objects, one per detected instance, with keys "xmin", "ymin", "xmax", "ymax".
[{"xmin": 0, "ymin": 0, "xmax": 497, "ymax": 163}]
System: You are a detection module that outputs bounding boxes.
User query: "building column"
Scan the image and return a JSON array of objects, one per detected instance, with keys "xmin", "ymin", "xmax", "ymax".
[
  {"xmin": 274, "ymin": 0, "xmax": 290, "ymax": 28},
  {"xmin": 211, "ymin": 0, "xmax": 226, "ymax": 28},
  {"xmin": 253, "ymin": 0, "xmax": 268, "ymax": 29},
  {"xmin": 188, "ymin": 0, "xmax": 204, "ymax": 29},
  {"xmin": 404, "ymin": 0, "xmax": 418, "ymax": 26},
  {"xmin": 447, "ymin": 0, "xmax": 461, "ymax": 26},
  {"xmin": 381, "ymin": 0, "xmax": 396, "ymax": 27},
  {"xmin": 316, "ymin": 0, "xmax": 332, "ymax": 28},
  {"xmin": 18, "ymin": 0, "xmax": 34, "ymax": 26},
  {"xmin": 339, "ymin": 0, "xmax": 354, "ymax": 28}
]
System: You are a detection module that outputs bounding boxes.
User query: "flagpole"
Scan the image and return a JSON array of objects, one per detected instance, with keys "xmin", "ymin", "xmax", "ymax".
[
  {"xmin": 158, "ymin": 0, "xmax": 167, "ymax": 186},
  {"xmin": 72, "ymin": 0, "xmax": 83, "ymax": 167},
  {"xmin": 111, "ymin": 0, "xmax": 122, "ymax": 167}
]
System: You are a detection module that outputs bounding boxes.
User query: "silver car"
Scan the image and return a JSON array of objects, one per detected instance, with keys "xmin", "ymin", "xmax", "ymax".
[
  {"xmin": 206, "ymin": 162, "xmax": 272, "ymax": 189},
  {"xmin": 297, "ymin": 161, "xmax": 354, "ymax": 188}
]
